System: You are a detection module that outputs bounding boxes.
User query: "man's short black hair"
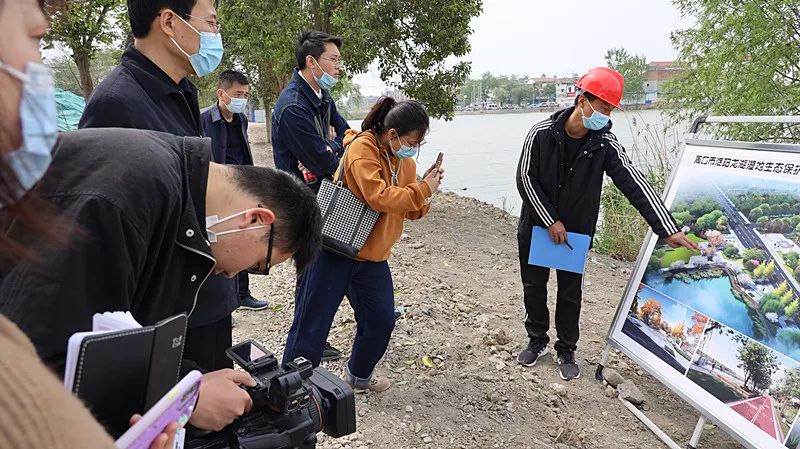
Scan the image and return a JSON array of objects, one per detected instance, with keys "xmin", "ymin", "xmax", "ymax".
[
  {"xmin": 230, "ymin": 166, "xmax": 322, "ymax": 272},
  {"xmin": 575, "ymin": 90, "xmax": 597, "ymax": 106},
  {"xmin": 128, "ymin": 0, "xmax": 196, "ymax": 39},
  {"xmin": 295, "ymin": 30, "xmax": 343, "ymax": 70},
  {"xmin": 218, "ymin": 70, "xmax": 249, "ymax": 89}
]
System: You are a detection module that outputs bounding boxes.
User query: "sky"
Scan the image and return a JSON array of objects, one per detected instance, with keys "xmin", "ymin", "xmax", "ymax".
[{"xmin": 355, "ymin": 0, "xmax": 688, "ymax": 95}]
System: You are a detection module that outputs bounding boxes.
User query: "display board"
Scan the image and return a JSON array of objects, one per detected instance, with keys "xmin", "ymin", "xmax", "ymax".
[{"xmin": 608, "ymin": 139, "xmax": 800, "ymax": 449}]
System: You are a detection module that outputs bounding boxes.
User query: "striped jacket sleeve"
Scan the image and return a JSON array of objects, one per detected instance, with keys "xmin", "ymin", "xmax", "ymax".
[
  {"xmin": 516, "ymin": 120, "xmax": 559, "ymax": 227},
  {"xmin": 603, "ymin": 135, "xmax": 680, "ymax": 238}
]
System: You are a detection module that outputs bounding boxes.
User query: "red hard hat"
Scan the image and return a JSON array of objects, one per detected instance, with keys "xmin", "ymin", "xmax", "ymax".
[{"xmin": 575, "ymin": 67, "xmax": 625, "ymax": 109}]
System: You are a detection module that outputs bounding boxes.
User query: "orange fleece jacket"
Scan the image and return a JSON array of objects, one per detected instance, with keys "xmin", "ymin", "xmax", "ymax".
[{"xmin": 336, "ymin": 129, "xmax": 432, "ymax": 261}]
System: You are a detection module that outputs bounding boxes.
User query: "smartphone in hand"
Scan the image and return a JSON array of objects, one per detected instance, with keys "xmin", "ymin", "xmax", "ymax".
[{"xmin": 434, "ymin": 152, "xmax": 444, "ymax": 171}]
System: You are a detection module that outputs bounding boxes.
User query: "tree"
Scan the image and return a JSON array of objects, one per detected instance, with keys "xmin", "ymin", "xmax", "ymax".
[
  {"xmin": 764, "ymin": 260, "xmax": 776, "ymax": 278},
  {"xmin": 795, "ymin": 265, "xmax": 800, "ymax": 283},
  {"xmin": 716, "ymin": 215, "xmax": 728, "ymax": 231},
  {"xmin": 696, "ymin": 210, "xmax": 723, "ymax": 230},
  {"xmin": 756, "ymin": 216, "xmax": 769, "ymax": 230},
  {"xmin": 742, "ymin": 248, "xmax": 767, "ymax": 262},
  {"xmin": 689, "ymin": 312, "xmax": 708, "ymax": 336},
  {"xmin": 672, "ymin": 321, "xmax": 686, "ymax": 340},
  {"xmin": 217, "ymin": 1, "xmax": 482, "ymax": 129},
  {"xmin": 785, "ymin": 251, "xmax": 800, "ymax": 269},
  {"xmin": 49, "ymin": 49, "xmax": 120, "ymax": 96},
  {"xmin": 786, "ymin": 299, "xmax": 800, "ymax": 319},
  {"xmin": 781, "ymin": 367, "xmax": 800, "ymax": 399},
  {"xmin": 604, "ymin": 47, "xmax": 647, "ymax": 104},
  {"xmin": 673, "ymin": 210, "xmax": 694, "ymax": 228},
  {"xmin": 754, "ymin": 262, "xmax": 766, "ymax": 278},
  {"xmin": 665, "ymin": 0, "xmax": 800, "ymax": 142},
  {"xmin": 737, "ymin": 340, "xmax": 779, "ymax": 391},
  {"xmin": 510, "ymin": 85, "xmax": 530, "ymax": 106},
  {"xmin": 43, "ymin": 0, "xmax": 126, "ymax": 98},
  {"xmin": 723, "ymin": 244, "xmax": 740, "ymax": 259},
  {"xmin": 492, "ymin": 87, "xmax": 509, "ymax": 105},
  {"xmin": 761, "ymin": 298, "xmax": 784, "ymax": 315},
  {"xmin": 639, "ymin": 298, "xmax": 663, "ymax": 327},
  {"xmin": 750, "ymin": 207, "xmax": 765, "ymax": 222},
  {"xmin": 781, "ymin": 290, "xmax": 795, "ymax": 308},
  {"xmin": 775, "ymin": 281, "xmax": 790, "ymax": 298}
]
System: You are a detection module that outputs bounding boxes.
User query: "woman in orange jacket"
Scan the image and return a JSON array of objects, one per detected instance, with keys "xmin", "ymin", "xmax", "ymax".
[{"xmin": 283, "ymin": 96, "xmax": 443, "ymax": 392}]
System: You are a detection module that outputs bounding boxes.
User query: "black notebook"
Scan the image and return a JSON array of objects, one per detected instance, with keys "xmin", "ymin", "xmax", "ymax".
[{"xmin": 63, "ymin": 312, "xmax": 188, "ymax": 438}]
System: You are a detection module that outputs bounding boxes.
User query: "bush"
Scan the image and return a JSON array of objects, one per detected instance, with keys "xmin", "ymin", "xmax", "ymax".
[
  {"xmin": 723, "ymin": 244, "xmax": 740, "ymax": 259},
  {"xmin": 761, "ymin": 299, "xmax": 785, "ymax": 315}
]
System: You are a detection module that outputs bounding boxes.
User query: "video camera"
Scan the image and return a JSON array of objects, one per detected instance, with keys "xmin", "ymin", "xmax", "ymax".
[{"xmin": 186, "ymin": 340, "xmax": 356, "ymax": 449}]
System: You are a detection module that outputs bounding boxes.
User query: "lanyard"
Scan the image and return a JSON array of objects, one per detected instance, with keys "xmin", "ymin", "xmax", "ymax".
[
  {"xmin": 313, "ymin": 103, "xmax": 332, "ymax": 140},
  {"xmin": 381, "ymin": 148, "xmax": 400, "ymax": 186}
]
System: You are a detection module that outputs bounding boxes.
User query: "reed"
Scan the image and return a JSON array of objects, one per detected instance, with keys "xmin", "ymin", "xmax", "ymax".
[{"xmin": 594, "ymin": 113, "xmax": 681, "ymax": 261}]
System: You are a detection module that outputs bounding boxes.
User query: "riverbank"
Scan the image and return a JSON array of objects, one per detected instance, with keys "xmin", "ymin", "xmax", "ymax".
[
  {"xmin": 238, "ymin": 131, "xmax": 740, "ymax": 448},
  {"xmin": 341, "ymin": 104, "xmax": 663, "ymax": 121}
]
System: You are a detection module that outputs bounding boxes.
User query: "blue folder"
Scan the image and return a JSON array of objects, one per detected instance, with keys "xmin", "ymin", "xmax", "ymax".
[{"xmin": 528, "ymin": 226, "xmax": 591, "ymax": 274}]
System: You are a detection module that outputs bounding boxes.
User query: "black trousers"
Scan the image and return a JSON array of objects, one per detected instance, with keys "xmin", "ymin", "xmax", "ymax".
[
  {"xmin": 183, "ymin": 314, "xmax": 233, "ymax": 371},
  {"xmin": 237, "ymin": 272, "xmax": 250, "ymax": 301},
  {"xmin": 517, "ymin": 219, "xmax": 583, "ymax": 353}
]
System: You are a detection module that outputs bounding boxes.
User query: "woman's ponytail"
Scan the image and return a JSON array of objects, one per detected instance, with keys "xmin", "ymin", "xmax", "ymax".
[{"xmin": 361, "ymin": 96, "xmax": 397, "ymax": 133}]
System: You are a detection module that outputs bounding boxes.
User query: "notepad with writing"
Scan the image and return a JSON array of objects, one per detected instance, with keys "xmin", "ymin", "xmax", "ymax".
[
  {"xmin": 528, "ymin": 226, "xmax": 591, "ymax": 274},
  {"xmin": 64, "ymin": 312, "xmax": 187, "ymax": 438}
]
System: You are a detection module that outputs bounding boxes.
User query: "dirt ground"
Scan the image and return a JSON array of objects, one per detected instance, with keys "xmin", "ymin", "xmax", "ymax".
[{"xmin": 236, "ymin": 124, "xmax": 743, "ymax": 449}]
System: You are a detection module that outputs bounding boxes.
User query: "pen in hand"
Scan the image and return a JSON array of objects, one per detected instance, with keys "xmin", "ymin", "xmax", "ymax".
[{"xmin": 564, "ymin": 240, "xmax": 574, "ymax": 251}]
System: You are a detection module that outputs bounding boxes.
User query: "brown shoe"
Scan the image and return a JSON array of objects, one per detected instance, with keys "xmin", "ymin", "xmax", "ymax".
[{"xmin": 345, "ymin": 375, "xmax": 392, "ymax": 393}]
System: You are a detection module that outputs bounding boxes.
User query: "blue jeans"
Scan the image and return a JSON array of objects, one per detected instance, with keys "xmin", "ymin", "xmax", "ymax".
[{"xmin": 283, "ymin": 250, "xmax": 395, "ymax": 385}]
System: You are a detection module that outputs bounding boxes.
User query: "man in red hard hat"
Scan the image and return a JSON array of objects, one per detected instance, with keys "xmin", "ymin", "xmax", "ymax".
[{"xmin": 514, "ymin": 67, "xmax": 698, "ymax": 380}]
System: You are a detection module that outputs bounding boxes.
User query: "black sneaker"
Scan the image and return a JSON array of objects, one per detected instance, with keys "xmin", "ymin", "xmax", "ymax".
[
  {"xmin": 239, "ymin": 295, "xmax": 270, "ymax": 311},
  {"xmin": 517, "ymin": 341, "xmax": 549, "ymax": 367},
  {"xmin": 321, "ymin": 341, "xmax": 342, "ymax": 362},
  {"xmin": 557, "ymin": 351, "xmax": 580, "ymax": 380}
]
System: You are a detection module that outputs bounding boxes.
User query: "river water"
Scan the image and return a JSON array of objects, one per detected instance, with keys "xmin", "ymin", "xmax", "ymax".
[{"xmin": 349, "ymin": 108, "xmax": 685, "ymax": 216}]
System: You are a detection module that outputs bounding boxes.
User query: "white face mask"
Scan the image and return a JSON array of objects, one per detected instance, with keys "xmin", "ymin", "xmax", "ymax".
[{"xmin": 205, "ymin": 210, "xmax": 266, "ymax": 243}]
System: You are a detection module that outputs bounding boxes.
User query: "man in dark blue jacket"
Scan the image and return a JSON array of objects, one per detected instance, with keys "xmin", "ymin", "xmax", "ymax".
[
  {"xmin": 272, "ymin": 30, "xmax": 351, "ymax": 362},
  {"xmin": 201, "ymin": 70, "xmax": 270, "ymax": 313},
  {"xmin": 272, "ymin": 30, "xmax": 350, "ymax": 193}
]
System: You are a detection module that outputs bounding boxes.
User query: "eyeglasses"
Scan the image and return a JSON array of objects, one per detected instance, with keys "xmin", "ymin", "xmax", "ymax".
[
  {"xmin": 187, "ymin": 14, "xmax": 222, "ymax": 33},
  {"xmin": 319, "ymin": 57, "xmax": 342, "ymax": 68},
  {"xmin": 246, "ymin": 223, "xmax": 273, "ymax": 276}
]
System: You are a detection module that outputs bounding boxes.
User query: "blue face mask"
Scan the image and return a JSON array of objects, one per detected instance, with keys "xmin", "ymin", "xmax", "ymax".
[
  {"xmin": 223, "ymin": 92, "xmax": 247, "ymax": 114},
  {"xmin": 581, "ymin": 100, "xmax": 610, "ymax": 131},
  {"xmin": 394, "ymin": 135, "xmax": 418, "ymax": 159},
  {"xmin": 0, "ymin": 61, "xmax": 57, "ymax": 208},
  {"xmin": 172, "ymin": 15, "xmax": 223, "ymax": 77},
  {"xmin": 312, "ymin": 58, "xmax": 338, "ymax": 90}
]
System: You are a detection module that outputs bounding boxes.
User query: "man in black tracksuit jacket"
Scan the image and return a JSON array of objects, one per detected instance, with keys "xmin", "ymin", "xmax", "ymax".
[{"xmin": 515, "ymin": 86, "xmax": 697, "ymax": 380}]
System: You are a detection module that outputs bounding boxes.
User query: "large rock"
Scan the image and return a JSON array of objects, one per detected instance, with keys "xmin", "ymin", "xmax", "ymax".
[
  {"xmin": 603, "ymin": 368, "xmax": 625, "ymax": 388},
  {"xmin": 617, "ymin": 380, "xmax": 646, "ymax": 405}
]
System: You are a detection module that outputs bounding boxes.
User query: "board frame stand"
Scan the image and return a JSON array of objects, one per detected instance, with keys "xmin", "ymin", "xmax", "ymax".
[
  {"xmin": 596, "ymin": 115, "xmax": 800, "ymax": 449},
  {"xmin": 596, "ymin": 344, "xmax": 709, "ymax": 449}
]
